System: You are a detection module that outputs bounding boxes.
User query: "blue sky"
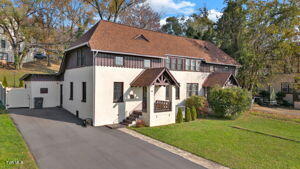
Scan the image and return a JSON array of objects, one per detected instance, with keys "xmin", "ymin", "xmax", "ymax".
[{"xmin": 147, "ymin": 0, "xmax": 227, "ymax": 24}]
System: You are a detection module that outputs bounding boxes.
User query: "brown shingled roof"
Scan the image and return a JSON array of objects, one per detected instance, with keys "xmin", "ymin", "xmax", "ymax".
[
  {"xmin": 203, "ymin": 72, "xmax": 239, "ymax": 87},
  {"xmin": 69, "ymin": 21, "xmax": 240, "ymax": 66},
  {"xmin": 131, "ymin": 67, "xmax": 180, "ymax": 87}
]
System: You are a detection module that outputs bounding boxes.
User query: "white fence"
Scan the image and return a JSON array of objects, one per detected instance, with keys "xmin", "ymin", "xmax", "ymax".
[{"xmin": 0, "ymin": 82, "xmax": 29, "ymax": 109}]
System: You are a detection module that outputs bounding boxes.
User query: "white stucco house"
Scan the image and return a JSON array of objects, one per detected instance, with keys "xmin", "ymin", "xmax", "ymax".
[
  {"xmin": 19, "ymin": 21, "xmax": 240, "ymax": 127},
  {"xmin": 0, "ymin": 28, "xmax": 35, "ymax": 63}
]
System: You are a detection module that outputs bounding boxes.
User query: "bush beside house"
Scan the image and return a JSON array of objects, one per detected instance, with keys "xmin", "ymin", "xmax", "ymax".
[
  {"xmin": 2, "ymin": 76, "xmax": 8, "ymax": 87},
  {"xmin": 208, "ymin": 86, "xmax": 252, "ymax": 119},
  {"xmin": 176, "ymin": 107, "xmax": 183, "ymax": 123},
  {"xmin": 191, "ymin": 107, "xmax": 197, "ymax": 120},
  {"xmin": 185, "ymin": 108, "xmax": 192, "ymax": 122}
]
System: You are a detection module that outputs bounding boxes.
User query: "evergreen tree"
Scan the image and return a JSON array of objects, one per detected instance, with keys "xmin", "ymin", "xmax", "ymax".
[
  {"xmin": 191, "ymin": 107, "xmax": 197, "ymax": 120},
  {"xmin": 176, "ymin": 107, "xmax": 183, "ymax": 123},
  {"xmin": 185, "ymin": 107, "xmax": 192, "ymax": 122},
  {"xmin": 2, "ymin": 76, "xmax": 8, "ymax": 87}
]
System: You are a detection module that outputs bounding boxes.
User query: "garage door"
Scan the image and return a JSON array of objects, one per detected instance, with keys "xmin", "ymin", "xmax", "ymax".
[{"xmin": 6, "ymin": 88, "xmax": 30, "ymax": 108}]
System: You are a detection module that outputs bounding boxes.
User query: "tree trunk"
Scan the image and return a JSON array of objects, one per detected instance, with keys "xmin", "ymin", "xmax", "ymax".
[{"xmin": 47, "ymin": 54, "xmax": 51, "ymax": 67}]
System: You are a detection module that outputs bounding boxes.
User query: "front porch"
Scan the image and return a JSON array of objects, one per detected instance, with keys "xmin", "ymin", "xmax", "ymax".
[{"xmin": 131, "ymin": 67, "xmax": 180, "ymax": 127}]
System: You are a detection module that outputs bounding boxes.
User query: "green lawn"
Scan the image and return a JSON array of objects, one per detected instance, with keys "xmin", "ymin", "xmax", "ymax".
[
  {"xmin": 131, "ymin": 114, "xmax": 300, "ymax": 169},
  {"xmin": 0, "ymin": 110, "xmax": 38, "ymax": 169}
]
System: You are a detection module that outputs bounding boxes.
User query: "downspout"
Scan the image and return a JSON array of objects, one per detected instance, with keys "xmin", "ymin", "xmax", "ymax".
[{"xmin": 92, "ymin": 50, "xmax": 98, "ymax": 126}]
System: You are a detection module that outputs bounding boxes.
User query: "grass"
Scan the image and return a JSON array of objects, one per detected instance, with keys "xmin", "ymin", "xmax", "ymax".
[
  {"xmin": 0, "ymin": 108, "xmax": 38, "ymax": 169},
  {"xmin": 131, "ymin": 113, "xmax": 300, "ymax": 169},
  {"xmin": 0, "ymin": 59, "xmax": 60, "ymax": 87},
  {"xmin": 250, "ymin": 111, "xmax": 300, "ymax": 123}
]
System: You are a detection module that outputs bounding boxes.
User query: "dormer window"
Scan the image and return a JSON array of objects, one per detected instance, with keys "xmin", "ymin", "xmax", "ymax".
[{"xmin": 134, "ymin": 34, "xmax": 149, "ymax": 42}]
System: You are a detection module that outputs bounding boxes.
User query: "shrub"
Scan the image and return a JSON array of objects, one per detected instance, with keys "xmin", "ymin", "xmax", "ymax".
[
  {"xmin": 208, "ymin": 86, "xmax": 252, "ymax": 119},
  {"xmin": 176, "ymin": 107, "xmax": 183, "ymax": 123},
  {"xmin": 2, "ymin": 76, "xmax": 8, "ymax": 87},
  {"xmin": 19, "ymin": 80, "xmax": 24, "ymax": 87},
  {"xmin": 185, "ymin": 95, "xmax": 206, "ymax": 113},
  {"xmin": 191, "ymin": 106, "xmax": 197, "ymax": 120},
  {"xmin": 185, "ymin": 107, "xmax": 192, "ymax": 122},
  {"xmin": 276, "ymin": 91, "xmax": 286, "ymax": 105}
]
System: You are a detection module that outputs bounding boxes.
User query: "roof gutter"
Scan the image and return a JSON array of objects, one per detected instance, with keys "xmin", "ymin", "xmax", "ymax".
[
  {"xmin": 205, "ymin": 61, "xmax": 240, "ymax": 67},
  {"xmin": 65, "ymin": 42, "xmax": 89, "ymax": 52},
  {"xmin": 91, "ymin": 49, "xmax": 165, "ymax": 59}
]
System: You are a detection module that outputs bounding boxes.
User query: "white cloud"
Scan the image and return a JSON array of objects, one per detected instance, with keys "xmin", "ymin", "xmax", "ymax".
[
  {"xmin": 208, "ymin": 9, "xmax": 223, "ymax": 22},
  {"xmin": 147, "ymin": 0, "xmax": 196, "ymax": 15}
]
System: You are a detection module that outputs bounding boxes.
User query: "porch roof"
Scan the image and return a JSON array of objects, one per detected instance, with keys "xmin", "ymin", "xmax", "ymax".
[
  {"xmin": 130, "ymin": 67, "xmax": 180, "ymax": 87},
  {"xmin": 203, "ymin": 72, "xmax": 239, "ymax": 87}
]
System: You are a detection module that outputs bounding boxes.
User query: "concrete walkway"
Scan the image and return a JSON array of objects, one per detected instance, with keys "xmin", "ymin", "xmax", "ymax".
[{"xmin": 9, "ymin": 108, "xmax": 205, "ymax": 169}]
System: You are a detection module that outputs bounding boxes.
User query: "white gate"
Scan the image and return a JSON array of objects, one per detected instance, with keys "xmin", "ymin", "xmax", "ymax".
[{"xmin": 6, "ymin": 88, "xmax": 30, "ymax": 108}]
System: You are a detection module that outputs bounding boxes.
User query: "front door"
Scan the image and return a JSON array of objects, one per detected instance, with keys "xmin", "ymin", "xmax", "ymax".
[
  {"xmin": 142, "ymin": 87, "xmax": 147, "ymax": 111},
  {"xmin": 60, "ymin": 84, "xmax": 63, "ymax": 107}
]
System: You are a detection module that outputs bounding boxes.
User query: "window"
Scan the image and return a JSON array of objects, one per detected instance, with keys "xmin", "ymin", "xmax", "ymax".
[
  {"xmin": 40, "ymin": 88, "xmax": 48, "ymax": 94},
  {"xmin": 191, "ymin": 60, "xmax": 196, "ymax": 71},
  {"xmin": 113, "ymin": 82, "xmax": 124, "ymax": 102},
  {"xmin": 224, "ymin": 66, "xmax": 229, "ymax": 72},
  {"xmin": 186, "ymin": 59, "xmax": 191, "ymax": 70},
  {"xmin": 186, "ymin": 83, "xmax": 198, "ymax": 97},
  {"xmin": 171, "ymin": 58, "xmax": 176, "ymax": 70},
  {"xmin": 144, "ymin": 59, "xmax": 151, "ymax": 68},
  {"xmin": 82, "ymin": 82, "xmax": 86, "ymax": 102},
  {"xmin": 70, "ymin": 82, "xmax": 73, "ymax": 100},
  {"xmin": 176, "ymin": 86, "xmax": 180, "ymax": 99},
  {"xmin": 166, "ymin": 85, "xmax": 170, "ymax": 100},
  {"xmin": 209, "ymin": 65, "xmax": 214, "ymax": 72},
  {"xmin": 115, "ymin": 56, "xmax": 124, "ymax": 66},
  {"xmin": 0, "ymin": 52, "xmax": 8, "ymax": 60},
  {"xmin": 165, "ymin": 58, "xmax": 170, "ymax": 69},
  {"xmin": 1, "ymin": 40, "xmax": 5, "ymax": 49},
  {"xmin": 177, "ymin": 58, "xmax": 182, "ymax": 70},
  {"xmin": 196, "ymin": 60, "xmax": 201, "ymax": 71},
  {"xmin": 77, "ymin": 50, "xmax": 81, "ymax": 66},
  {"xmin": 281, "ymin": 82, "xmax": 293, "ymax": 94}
]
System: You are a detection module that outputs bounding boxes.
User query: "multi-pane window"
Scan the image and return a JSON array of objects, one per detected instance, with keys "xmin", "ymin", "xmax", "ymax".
[
  {"xmin": 82, "ymin": 82, "xmax": 86, "ymax": 102},
  {"xmin": 1, "ymin": 40, "xmax": 5, "ymax": 49},
  {"xmin": 281, "ymin": 82, "xmax": 293, "ymax": 94},
  {"xmin": 171, "ymin": 58, "xmax": 177, "ymax": 70},
  {"xmin": 186, "ymin": 83, "xmax": 198, "ymax": 97},
  {"xmin": 177, "ymin": 58, "xmax": 182, "ymax": 70},
  {"xmin": 144, "ymin": 59, "xmax": 151, "ymax": 68},
  {"xmin": 70, "ymin": 82, "xmax": 73, "ymax": 100},
  {"xmin": 165, "ymin": 58, "xmax": 170, "ymax": 69},
  {"xmin": 210, "ymin": 65, "xmax": 214, "ymax": 72},
  {"xmin": 191, "ymin": 60, "xmax": 196, "ymax": 71},
  {"xmin": 176, "ymin": 86, "xmax": 180, "ymax": 99},
  {"xmin": 165, "ymin": 85, "xmax": 170, "ymax": 100},
  {"xmin": 186, "ymin": 59, "xmax": 191, "ymax": 70},
  {"xmin": 196, "ymin": 60, "xmax": 201, "ymax": 71},
  {"xmin": 115, "ymin": 56, "xmax": 124, "ymax": 66},
  {"xmin": 113, "ymin": 82, "xmax": 124, "ymax": 102}
]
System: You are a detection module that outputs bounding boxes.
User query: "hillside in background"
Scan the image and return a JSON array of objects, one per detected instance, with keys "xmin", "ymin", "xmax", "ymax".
[{"xmin": 0, "ymin": 59, "xmax": 61, "ymax": 87}]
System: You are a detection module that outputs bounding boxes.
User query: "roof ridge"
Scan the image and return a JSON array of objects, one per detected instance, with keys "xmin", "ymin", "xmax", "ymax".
[{"xmin": 97, "ymin": 20, "xmax": 209, "ymax": 44}]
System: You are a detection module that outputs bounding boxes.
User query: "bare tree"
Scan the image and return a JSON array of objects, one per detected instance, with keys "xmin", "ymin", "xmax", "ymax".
[
  {"xmin": 119, "ymin": 2, "xmax": 161, "ymax": 31},
  {"xmin": 82, "ymin": 0, "xmax": 140, "ymax": 22}
]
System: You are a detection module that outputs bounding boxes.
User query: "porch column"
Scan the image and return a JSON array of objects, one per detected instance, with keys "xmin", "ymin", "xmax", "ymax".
[
  {"xmin": 170, "ymin": 85, "xmax": 176, "ymax": 124},
  {"xmin": 146, "ymin": 85, "xmax": 155, "ymax": 126}
]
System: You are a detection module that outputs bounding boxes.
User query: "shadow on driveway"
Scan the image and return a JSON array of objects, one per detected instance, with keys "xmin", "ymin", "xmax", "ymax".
[{"xmin": 9, "ymin": 108, "xmax": 204, "ymax": 169}]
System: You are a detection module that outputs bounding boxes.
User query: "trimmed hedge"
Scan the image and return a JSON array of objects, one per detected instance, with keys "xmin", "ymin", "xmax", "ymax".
[
  {"xmin": 208, "ymin": 86, "xmax": 252, "ymax": 119},
  {"xmin": 185, "ymin": 107, "xmax": 192, "ymax": 122},
  {"xmin": 176, "ymin": 107, "xmax": 183, "ymax": 123},
  {"xmin": 191, "ymin": 106, "xmax": 197, "ymax": 120}
]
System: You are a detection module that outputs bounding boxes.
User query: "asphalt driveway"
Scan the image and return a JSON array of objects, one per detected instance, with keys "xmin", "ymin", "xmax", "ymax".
[{"xmin": 9, "ymin": 108, "xmax": 205, "ymax": 169}]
